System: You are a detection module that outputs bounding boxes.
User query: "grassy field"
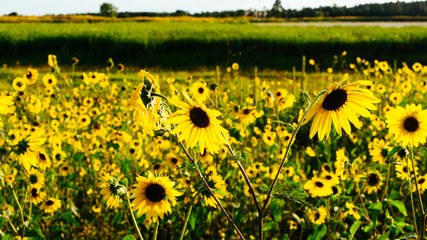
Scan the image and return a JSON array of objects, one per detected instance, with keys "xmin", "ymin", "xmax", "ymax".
[{"xmin": 1, "ymin": 22, "xmax": 426, "ymax": 70}]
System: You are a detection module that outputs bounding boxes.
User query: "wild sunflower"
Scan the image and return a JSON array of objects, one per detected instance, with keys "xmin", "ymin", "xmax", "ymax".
[
  {"xmin": 168, "ymin": 92, "xmax": 229, "ymax": 154},
  {"xmin": 414, "ymin": 174, "xmax": 427, "ymax": 193},
  {"xmin": 344, "ymin": 202, "xmax": 361, "ymax": 220},
  {"xmin": 303, "ymin": 177, "xmax": 333, "ymax": 197},
  {"xmin": 369, "ymin": 139, "xmax": 390, "ymax": 165},
  {"xmin": 262, "ymin": 131, "xmax": 276, "ymax": 146},
  {"xmin": 166, "ymin": 153, "xmax": 181, "ymax": 169},
  {"xmin": 97, "ymin": 173, "xmax": 125, "ymax": 209},
  {"xmin": 308, "ymin": 206, "xmax": 327, "ymax": 225},
  {"xmin": 13, "ymin": 135, "xmax": 46, "ymax": 172},
  {"xmin": 199, "ymin": 173, "xmax": 228, "ymax": 208},
  {"xmin": 28, "ymin": 168, "xmax": 45, "ymax": 189},
  {"xmin": 0, "ymin": 95, "xmax": 14, "ymax": 115},
  {"xmin": 239, "ymin": 107, "xmax": 263, "ymax": 125},
  {"xmin": 130, "ymin": 173, "xmax": 181, "ymax": 221},
  {"xmin": 12, "ymin": 77, "xmax": 26, "ymax": 91},
  {"xmin": 40, "ymin": 198, "xmax": 61, "ymax": 213},
  {"xmin": 48, "ymin": 54, "xmax": 57, "ymax": 67},
  {"xmin": 24, "ymin": 68, "xmax": 38, "ymax": 85},
  {"xmin": 43, "ymin": 74, "xmax": 57, "ymax": 87},
  {"xmin": 395, "ymin": 160, "xmax": 418, "ymax": 181},
  {"xmin": 365, "ymin": 170, "xmax": 383, "ymax": 194},
  {"xmin": 29, "ymin": 187, "xmax": 46, "ymax": 205},
  {"xmin": 386, "ymin": 104, "xmax": 427, "ymax": 147},
  {"xmin": 303, "ymin": 74, "xmax": 380, "ymax": 140},
  {"xmin": 190, "ymin": 81, "xmax": 210, "ymax": 102}
]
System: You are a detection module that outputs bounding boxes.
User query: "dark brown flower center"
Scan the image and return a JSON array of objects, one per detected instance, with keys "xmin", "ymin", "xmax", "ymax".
[
  {"xmin": 198, "ymin": 87, "xmax": 204, "ymax": 94},
  {"xmin": 31, "ymin": 188, "xmax": 38, "ymax": 197},
  {"xmin": 154, "ymin": 164, "xmax": 160, "ymax": 170},
  {"xmin": 323, "ymin": 165, "xmax": 331, "ymax": 172},
  {"xmin": 403, "ymin": 116, "xmax": 419, "ymax": 132},
  {"xmin": 314, "ymin": 212, "xmax": 320, "ymax": 220},
  {"xmin": 367, "ymin": 173, "xmax": 380, "ymax": 186},
  {"xmin": 145, "ymin": 184, "xmax": 166, "ymax": 202},
  {"xmin": 39, "ymin": 153, "xmax": 46, "ymax": 160},
  {"xmin": 46, "ymin": 200, "xmax": 54, "ymax": 206},
  {"xmin": 30, "ymin": 175, "xmax": 38, "ymax": 184},
  {"xmin": 315, "ymin": 181, "xmax": 324, "ymax": 187},
  {"xmin": 171, "ymin": 158, "xmax": 178, "ymax": 164},
  {"xmin": 322, "ymin": 89, "xmax": 348, "ymax": 111},
  {"xmin": 325, "ymin": 175, "xmax": 332, "ymax": 180},
  {"xmin": 26, "ymin": 72, "xmax": 32, "ymax": 79},
  {"xmin": 189, "ymin": 107, "xmax": 210, "ymax": 128},
  {"xmin": 419, "ymin": 178, "xmax": 425, "ymax": 184},
  {"xmin": 243, "ymin": 109, "xmax": 251, "ymax": 115}
]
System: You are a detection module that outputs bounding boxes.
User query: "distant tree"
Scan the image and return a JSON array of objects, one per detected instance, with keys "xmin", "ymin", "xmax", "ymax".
[
  {"xmin": 8, "ymin": 12, "xmax": 18, "ymax": 16},
  {"xmin": 269, "ymin": 0, "xmax": 285, "ymax": 18},
  {"xmin": 100, "ymin": 3, "xmax": 118, "ymax": 17}
]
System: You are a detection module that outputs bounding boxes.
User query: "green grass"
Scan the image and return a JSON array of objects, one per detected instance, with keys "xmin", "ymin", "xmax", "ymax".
[{"xmin": 1, "ymin": 22, "xmax": 426, "ymax": 69}]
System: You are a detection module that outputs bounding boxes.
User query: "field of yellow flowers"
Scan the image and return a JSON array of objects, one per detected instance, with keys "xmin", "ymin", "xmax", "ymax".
[{"xmin": 1, "ymin": 54, "xmax": 427, "ymax": 240}]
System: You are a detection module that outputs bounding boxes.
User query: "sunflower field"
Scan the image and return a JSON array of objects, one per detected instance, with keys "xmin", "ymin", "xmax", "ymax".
[{"xmin": 0, "ymin": 53, "xmax": 427, "ymax": 240}]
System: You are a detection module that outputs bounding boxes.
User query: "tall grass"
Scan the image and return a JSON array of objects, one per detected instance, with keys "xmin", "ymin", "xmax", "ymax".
[{"xmin": 0, "ymin": 22, "xmax": 426, "ymax": 69}]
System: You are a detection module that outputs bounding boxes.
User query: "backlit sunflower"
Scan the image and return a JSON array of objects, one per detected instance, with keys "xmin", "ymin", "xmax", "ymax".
[
  {"xmin": 0, "ymin": 95, "xmax": 14, "ymax": 114},
  {"xmin": 239, "ymin": 107, "xmax": 263, "ymax": 125},
  {"xmin": 40, "ymin": 198, "xmax": 61, "ymax": 213},
  {"xmin": 168, "ymin": 92, "xmax": 229, "ymax": 154},
  {"xmin": 369, "ymin": 139, "xmax": 390, "ymax": 165},
  {"xmin": 13, "ymin": 135, "xmax": 46, "ymax": 172},
  {"xmin": 303, "ymin": 177, "xmax": 333, "ymax": 197},
  {"xmin": 24, "ymin": 68, "xmax": 38, "ymax": 85},
  {"xmin": 303, "ymin": 74, "xmax": 380, "ymax": 140},
  {"xmin": 97, "ymin": 173, "xmax": 125, "ymax": 209},
  {"xmin": 130, "ymin": 173, "xmax": 181, "ymax": 221},
  {"xmin": 29, "ymin": 187, "xmax": 46, "ymax": 205},
  {"xmin": 166, "ymin": 153, "xmax": 181, "ymax": 169},
  {"xmin": 386, "ymin": 104, "xmax": 427, "ymax": 147},
  {"xmin": 414, "ymin": 174, "xmax": 427, "ymax": 193},
  {"xmin": 199, "ymin": 173, "xmax": 228, "ymax": 208},
  {"xmin": 12, "ymin": 77, "xmax": 26, "ymax": 91},
  {"xmin": 43, "ymin": 73, "xmax": 57, "ymax": 87}
]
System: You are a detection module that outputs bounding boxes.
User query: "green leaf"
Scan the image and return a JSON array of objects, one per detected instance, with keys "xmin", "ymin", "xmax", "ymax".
[
  {"xmin": 386, "ymin": 199, "xmax": 407, "ymax": 216},
  {"xmin": 271, "ymin": 180, "xmax": 316, "ymax": 210},
  {"xmin": 73, "ymin": 152, "xmax": 86, "ymax": 161},
  {"xmin": 34, "ymin": 223, "xmax": 45, "ymax": 240},
  {"xmin": 189, "ymin": 209, "xmax": 197, "ymax": 230},
  {"xmin": 62, "ymin": 212, "xmax": 80, "ymax": 226},
  {"xmin": 377, "ymin": 231, "xmax": 390, "ymax": 240},
  {"xmin": 309, "ymin": 224, "xmax": 327, "ymax": 240},
  {"xmin": 122, "ymin": 235, "xmax": 136, "ymax": 240},
  {"xmin": 386, "ymin": 146, "xmax": 401, "ymax": 160},
  {"xmin": 227, "ymin": 151, "xmax": 245, "ymax": 162},
  {"xmin": 2, "ymin": 234, "xmax": 12, "ymax": 240},
  {"xmin": 368, "ymin": 202, "xmax": 383, "ymax": 221},
  {"xmin": 349, "ymin": 220, "xmax": 362, "ymax": 240}
]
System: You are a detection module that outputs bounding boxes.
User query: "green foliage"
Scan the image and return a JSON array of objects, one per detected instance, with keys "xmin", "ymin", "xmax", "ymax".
[
  {"xmin": 100, "ymin": 3, "xmax": 118, "ymax": 17},
  {"xmin": 122, "ymin": 235, "xmax": 136, "ymax": 240},
  {"xmin": 272, "ymin": 180, "xmax": 316, "ymax": 210}
]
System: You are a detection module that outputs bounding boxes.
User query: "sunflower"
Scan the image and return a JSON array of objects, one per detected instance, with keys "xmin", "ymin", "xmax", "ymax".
[
  {"xmin": 190, "ymin": 81, "xmax": 210, "ymax": 102},
  {"xmin": 98, "ymin": 173, "xmax": 125, "ymax": 209},
  {"xmin": 365, "ymin": 170, "xmax": 383, "ymax": 194},
  {"xmin": 29, "ymin": 187, "xmax": 46, "ymax": 205},
  {"xmin": 24, "ymin": 68, "xmax": 38, "ymax": 85},
  {"xmin": 386, "ymin": 104, "xmax": 427, "ymax": 147},
  {"xmin": 28, "ymin": 168, "xmax": 45, "ymax": 189},
  {"xmin": 414, "ymin": 174, "xmax": 427, "ymax": 193},
  {"xmin": 168, "ymin": 92, "xmax": 229, "ymax": 154},
  {"xmin": 40, "ymin": 198, "xmax": 61, "ymax": 213},
  {"xmin": 12, "ymin": 77, "xmax": 26, "ymax": 91},
  {"xmin": 308, "ymin": 206, "xmax": 327, "ymax": 225},
  {"xmin": 0, "ymin": 95, "xmax": 14, "ymax": 115},
  {"xmin": 199, "ymin": 173, "xmax": 228, "ymax": 208},
  {"xmin": 303, "ymin": 177, "xmax": 333, "ymax": 197},
  {"xmin": 13, "ymin": 135, "xmax": 46, "ymax": 172},
  {"xmin": 130, "ymin": 173, "xmax": 181, "ymax": 221},
  {"xmin": 344, "ymin": 202, "xmax": 361, "ymax": 220},
  {"xmin": 303, "ymin": 74, "xmax": 380, "ymax": 140},
  {"xmin": 395, "ymin": 160, "xmax": 418, "ymax": 181},
  {"xmin": 166, "ymin": 153, "xmax": 181, "ymax": 169},
  {"xmin": 369, "ymin": 139, "xmax": 390, "ymax": 165},
  {"xmin": 43, "ymin": 74, "xmax": 57, "ymax": 87},
  {"xmin": 320, "ymin": 171, "xmax": 340, "ymax": 186},
  {"xmin": 263, "ymin": 131, "xmax": 276, "ymax": 146},
  {"xmin": 239, "ymin": 107, "xmax": 263, "ymax": 125},
  {"xmin": 48, "ymin": 54, "xmax": 57, "ymax": 67}
]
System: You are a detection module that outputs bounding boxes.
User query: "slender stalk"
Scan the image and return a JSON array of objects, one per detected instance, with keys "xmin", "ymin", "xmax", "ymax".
[
  {"xmin": 153, "ymin": 220, "xmax": 159, "ymax": 240},
  {"xmin": 179, "ymin": 204, "xmax": 193, "ymax": 240},
  {"xmin": 177, "ymin": 140, "xmax": 246, "ymax": 240},
  {"xmin": 406, "ymin": 156, "xmax": 419, "ymax": 237},
  {"xmin": 409, "ymin": 145, "xmax": 425, "ymax": 239},
  {"xmin": 123, "ymin": 187, "xmax": 144, "ymax": 240},
  {"xmin": 380, "ymin": 163, "xmax": 392, "ymax": 202},
  {"xmin": 9, "ymin": 182, "xmax": 25, "ymax": 239},
  {"xmin": 222, "ymin": 133, "xmax": 261, "ymax": 214},
  {"xmin": 262, "ymin": 91, "xmax": 325, "ymax": 212},
  {"xmin": 354, "ymin": 179, "xmax": 371, "ymax": 222},
  {"xmin": 6, "ymin": 217, "xmax": 19, "ymax": 236}
]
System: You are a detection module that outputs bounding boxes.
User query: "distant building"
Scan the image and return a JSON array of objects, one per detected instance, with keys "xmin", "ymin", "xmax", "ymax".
[{"xmin": 244, "ymin": 8, "xmax": 268, "ymax": 18}]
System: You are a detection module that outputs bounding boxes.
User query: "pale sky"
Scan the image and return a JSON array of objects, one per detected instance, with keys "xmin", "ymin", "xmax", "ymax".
[{"xmin": 0, "ymin": 0, "xmax": 421, "ymax": 16}]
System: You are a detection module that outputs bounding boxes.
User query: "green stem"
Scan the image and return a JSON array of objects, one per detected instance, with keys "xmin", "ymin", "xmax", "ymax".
[
  {"xmin": 409, "ymin": 145, "xmax": 425, "ymax": 239},
  {"xmin": 177, "ymin": 140, "xmax": 246, "ymax": 240},
  {"xmin": 406, "ymin": 155, "xmax": 419, "ymax": 237},
  {"xmin": 123, "ymin": 187, "xmax": 144, "ymax": 240},
  {"xmin": 380, "ymin": 163, "xmax": 391, "ymax": 202},
  {"xmin": 153, "ymin": 220, "xmax": 159, "ymax": 240},
  {"xmin": 9, "ymin": 182, "xmax": 25, "ymax": 238},
  {"xmin": 179, "ymin": 204, "xmax": 193, "ymax": 240}
]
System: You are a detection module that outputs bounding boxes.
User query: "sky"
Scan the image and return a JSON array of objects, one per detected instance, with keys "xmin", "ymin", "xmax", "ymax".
[{"xmin": 0, "ymin": 0, "xmax": 421, "ymax": 16}]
